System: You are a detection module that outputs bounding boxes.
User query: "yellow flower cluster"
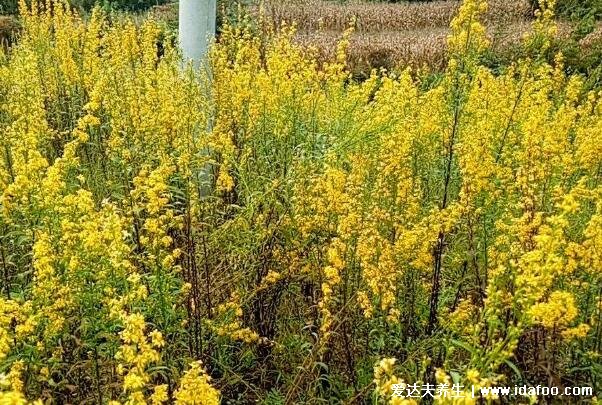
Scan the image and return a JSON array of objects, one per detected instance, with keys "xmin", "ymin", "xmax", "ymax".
[
  {"xmin": 213, "ymin": 293, "xmax": 260, "ymax": 344},
  {"xmin": 174, "ymin": 361, "xmax": 220, "ymax": 405},
  {"xmin": 115, "ymin": 314, "xmax": 164, "ymax": 404},
  {"xmin": 447, "ymin": 0, "xmax": 490, "ymax": 57},
  {"xmin": 529, "ymin": 290, "xmax": 578, "ymax": 329},
  {"xmin": 373, "ymin": 358, "xmax": 414, "ymax": 404},
  {"xmin": 318, "ymin": 238, "xmax": 345, "ymax": 341}
]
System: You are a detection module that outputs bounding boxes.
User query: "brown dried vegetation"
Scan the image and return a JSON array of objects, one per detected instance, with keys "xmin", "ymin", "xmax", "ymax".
[
  {"xmin": 259, "ymin": 0, "xmax": 533, "ymax": 32},
  {"xmin": 255, "ymin": 0, "xmax": 537, "ymax": 73},
  {"xmin": 0, "ymin": 16, "xmax": 19, "ymax": 50}
]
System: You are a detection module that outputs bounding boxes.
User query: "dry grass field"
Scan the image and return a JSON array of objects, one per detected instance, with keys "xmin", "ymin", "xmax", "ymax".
[
  {"xmin": 294, "ymin": 21, "xmax": 547, "ymax": 72},
  {"xmin": 260, "ymin": 0, "xmax": 533, "ymax": 31},
  {"xmin": 0, "ymin": 15, "xmax": 19, "ymax": 48},
  {"xmin": 256, "ymin": 0, "xmax": 552, "ymax": 73}
]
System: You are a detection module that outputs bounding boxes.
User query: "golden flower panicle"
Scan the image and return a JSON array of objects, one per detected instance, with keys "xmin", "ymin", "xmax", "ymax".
[
  {"xmin": 447, "ymin": 0, "xmax": 489, "ymax": 57},
  {"xmin": 174, "ymin": 361, "xmax": 220, "ymax": 405},
  {"xmin": 561, "ymin": 323, "xmax": 591, "ymax": 341},
  {"xmin": 528, "ymin": 290, "xmax": 578, "ymax": 329}
]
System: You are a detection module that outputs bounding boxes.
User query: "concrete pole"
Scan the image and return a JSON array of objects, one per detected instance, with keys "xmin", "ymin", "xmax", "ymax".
[
  {"xmin": 179, "ymin": 0, "xmax": 217, "ymax": 197},
  {"xmin": 179, "ymin": 0, "xmax": 217, "ymax": 65}
]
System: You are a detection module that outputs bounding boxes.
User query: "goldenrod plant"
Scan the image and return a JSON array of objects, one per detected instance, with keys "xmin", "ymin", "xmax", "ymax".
[{"xmin": 0, "ymin": 0, "xmax": 600, "ymax": 403}]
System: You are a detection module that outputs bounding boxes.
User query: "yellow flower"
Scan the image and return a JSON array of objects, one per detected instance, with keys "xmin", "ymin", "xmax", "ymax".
[
  {"xmin": 174, "ymin": 362, "xmax": 220, "ymax": 405},
  {"xmin": 529, "ymin": 291, "xmax": 579, "ymax": 329},
  {"xmin": 150, "ymin": 384, "xmax": 169, "ymax": 405},
  {"xmin": 561, "ymin": 323, "xmax": 591, "ymax": 341},
  {"xmin": 150, "ymin": 330, "xmax": 165, "ymax": 348}
]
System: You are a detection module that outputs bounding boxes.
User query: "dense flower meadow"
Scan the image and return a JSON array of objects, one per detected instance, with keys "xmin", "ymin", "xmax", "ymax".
[{"xmin": 0, "ymin": 0, "xmax": 600, "ymax": 403}]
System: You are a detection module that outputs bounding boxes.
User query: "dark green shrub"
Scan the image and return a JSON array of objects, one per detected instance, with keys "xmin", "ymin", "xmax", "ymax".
[
  {"xmin": 529, "ymin": 0, "xmax": 602, "ymax": 20},
  {"xmin": 558, "ymin": 0, "xmax": 602, "ymax": 20},
  {"xmin": 78, "ymin": 0, "xmax": 168, "ymax": 12},
  {"xmin": 0, "ymin": 0, "xmax": 19, "ymax": 15},
  {"xmin": 0, "ymin": 0, "xmax": 169, "ymax": 15}
]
